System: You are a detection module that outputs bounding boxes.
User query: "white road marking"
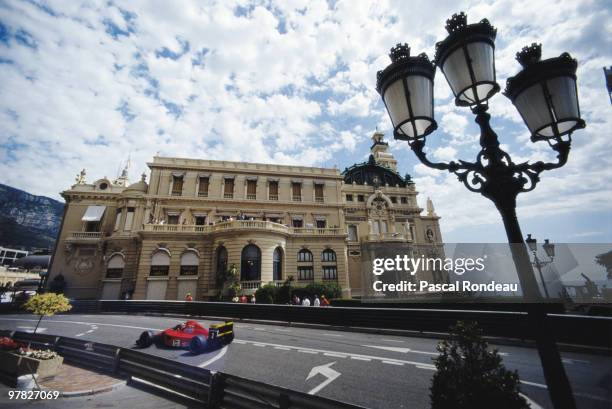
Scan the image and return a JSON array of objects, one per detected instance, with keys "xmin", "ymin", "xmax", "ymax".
[
  {"xmin": 321, "ymin": 333, "xmax": 343, "ymax": 337},
  {"xmin": 520, "ymin": 393, "xmax": 544, "ymax": 409},
  {"xmin": 562, "ymin": 358, "xmax": 590, "ymax": 364},
  {"xmin": 323, "ymin": 353, "xmax": 347, "ymax": 358},
  {"xmin": 382, "ymin": 360, "xmax": 404, "ymax": 366},
  {"xmin": 16, "ymin": 326, "xmax": 47, "ymax": 333},
  {"xmin": 253, "ymin": 343, "xmax": 266, "ymax": 347},
  {"xmin": 362, "ymin": 345, "xmax": 437, "ymax": 356},
  {"xmin": 75, "ymin": 333, "xmax": 86, "ymax": 337},
  {"xmin": 233, "ymin": 340, "xmax": 246, "ymax": 344},
  {"xmin": 274, "ymin": 347, "xmax": 291, "ymax": 351},
  {"xmin": 381, "ymin": 339, "xmax": 405, "ymax": 343},
  {"xmin": 307, "ymin": 362, "xmax": 340, "ymax": 395},
  {"xmin": 0, "ymin": 317, "xmax": 163, "ymax": 332},
  {"xmin": 416, "ymin": 365, "xmax": 436, "ymax": 371},
  {"xmin": 350, "ymin": 356, "xmax": 371, "ymax": 361},
  {"xmin": 234, "ymin": 339, "xmax": 433, "ymax": 368},
  {"xmin": 520, "ymin": 380, "xmax": 547, "ymax": 389},
  {"xmin": 198, "ymin": 346, "xmax": 228, "ymax": 368}
]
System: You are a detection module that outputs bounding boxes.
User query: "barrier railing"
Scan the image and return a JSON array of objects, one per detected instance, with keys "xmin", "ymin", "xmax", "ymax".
[{"xmin": 3, "ymin": 331, "xmax": 364, "ymax": 408}]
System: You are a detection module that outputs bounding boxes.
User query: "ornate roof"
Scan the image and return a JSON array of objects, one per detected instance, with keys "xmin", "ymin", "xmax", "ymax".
[{"xmin": 342, "ymin": 155, "xmax": 413, "ymax": 187}]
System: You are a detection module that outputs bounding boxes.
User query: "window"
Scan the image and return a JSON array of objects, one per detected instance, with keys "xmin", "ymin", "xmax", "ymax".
[
  {"xmin": 346, "ymin": 194, "xmax": 353, "ymax": 202},
  {"xmin": 180, "ymin": 251, "xmax": 199, "ymax": 275},
  {"xmin": 400, "ymin": 197, "xmax": 408, "ymax": 204},
  {"xmin": 297, "ymin": 249, "xmax": 313, "ymax": 262},
  {"xmin": 357, "ymin": 194, "xmax": 365, "ymax": 202},
  {"xmin": 316, "ymin": 219, "xmax": 326, "ymax": 228},
  {"xmin": 297, "ymin": 266, "xmax": 314, "ymax": 280},
  {"xmin": 322, "ymin": 249, "xmax": 336, "ymax": 262},
  {"xmin": 124, "ymin": 207, "xmax": 135, "ymax": 231},
  {"xmin": 269, "ymin": 181, "xmax": 279, "ymax": 200},
  {"xmin": 273, "ymin": 247, "xmax": 282, "ymax": 281},
  {"xmin": 241, "ymin": 244, "xmax": 261, "ymax": 281},
  {"xmin": 195, "ymin": 216, "xmax": 206, "ymax": 226},
  {"xmin": 224, "ymin": 178, "xmax": 234, "ymax": 198},
  {"xmin": 390, "ymin": 196, "xmax": 397, "ymax": 204},
  {"xmin": 150, "ymin": 251, "xmax": 170, "ymax": 276},
  {"xmin": 216, "ymin": 246, "xmax": 228, "ymax": 275},
  {"xmin": 380, "ymin": 221, "xmax": 388, "ymax": 234},
  {"xmin": 85, "ymin": 221, "xmax": 101, "ymax": 232},
  {"xmin": 246, "ymin": 179, "xmax": 257, "ymax": 200},
  {"xmin": 348, "ymin": 225, "xmax": 358, "ymax": 241},
  {"xmin": 314, "ymin": 184, "xmax": 324, "ymax": 203},
  {"xmin": 292, "ymin": 182, "xmax": 301, "ymax": 201},
  {"xmin": 167, "ymin": 214, "xmax": 179, "ymax": 225},
  {"xmin": 323, "ymin": 266, "xmax": 337, "ymax": 280},
  {"xmin": 114, "ymin": 209, "xmax": 122, "ymax": 231},
  {"xmin": 171, "ymin": 175, "xmax": 183, "ymax": 196},
  {"xmin": 292, "ymin": 218, "xmax": 303, "ymax": 228},
  {"xmin": 106, "ymin": 254, "xmax": 124, "ymax": 278},
  {"xmin": 198, "ymin": 177, "xmax": 209, "ymax": 197}
]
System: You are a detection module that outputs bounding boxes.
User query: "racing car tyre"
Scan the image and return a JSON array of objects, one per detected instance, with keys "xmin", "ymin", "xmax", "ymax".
[
  {"xmin": 189, "ymin": 335, "xmax": 208, "ymax": 353},
  {"xmin": 136, "ymin": 330, "xmax": 156, "ymax": 348}
]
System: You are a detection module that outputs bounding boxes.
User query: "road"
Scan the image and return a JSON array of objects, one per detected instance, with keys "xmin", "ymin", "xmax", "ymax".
[{"xmin": 0, "ymin": 313, "xmax": 610, "ymax": 409}]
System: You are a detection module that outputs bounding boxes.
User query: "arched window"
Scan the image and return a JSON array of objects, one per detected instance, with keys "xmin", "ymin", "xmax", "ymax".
[
  {"xmin": 216, "ymin": 246, "xmax": 228, "ymax": 275},
  {"xmin": 322, "ymin": 248, "xmax": 338, "ymax": 281},
  {"xmin": 273, "ymin": 247, "xmax": 283, "ymax": 281},
  {"xmin": 150, "ymin": 250, "xmax": 170, "ymax": 276},
  {"xmin": 321, "ymin": 249, "xmax": 336, "ymax": 262},
  {"xmin": 180, "ymin": 251, "xmax": 199, "ymax": 275},
  {"xmin": 297, "ymin": 249, "xmax": 314, "ymax": 281},
  {"xmin": 106, "ymin": 254, "xmax": 125, "ymax": 278},
  {"xmin": 241, "ymin": 244, "xmax": 261, "ymax": 281},
  {"xmin": 297, "ymin": 249, "xmax": 313, "ymax": 262}
]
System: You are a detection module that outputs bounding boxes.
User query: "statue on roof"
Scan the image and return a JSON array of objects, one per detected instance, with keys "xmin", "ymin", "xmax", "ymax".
[
  {"xmin": 427, "ymin": 197, "xmax": 437, "ymax": 217},
  {"xmin": 75, "ymin": 169, "xmax": 86, "ymax": 185}
]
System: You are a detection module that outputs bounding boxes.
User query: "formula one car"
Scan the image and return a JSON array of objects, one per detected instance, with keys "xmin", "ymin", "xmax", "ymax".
[{"xmin": 135, "ymin": 320, "xmax": 234, "ymax": 354}]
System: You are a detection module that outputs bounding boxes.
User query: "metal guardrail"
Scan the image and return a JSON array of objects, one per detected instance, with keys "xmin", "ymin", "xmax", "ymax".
[
  {"xmin": 62, "ymin": 300, "xmax": 612, "ymax": 349},
  {"xmin": 3, "ymin": 331, "xmax": 364, "ymax": 408}
]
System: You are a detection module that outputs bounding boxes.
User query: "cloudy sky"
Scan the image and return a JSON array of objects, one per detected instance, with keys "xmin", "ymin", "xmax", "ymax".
[{"xmin": 0, "ymin": 0, "xmax": 610, "ymax": 243}]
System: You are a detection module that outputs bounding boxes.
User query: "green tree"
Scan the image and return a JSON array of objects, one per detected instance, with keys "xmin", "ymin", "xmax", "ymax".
[
  {"xmin": 23, "ymin": 293, "xmax": 72, "ymax": 334},
  {"xmin": 430, "ymin": 321, "xmax": 528, "ymax": 409}
]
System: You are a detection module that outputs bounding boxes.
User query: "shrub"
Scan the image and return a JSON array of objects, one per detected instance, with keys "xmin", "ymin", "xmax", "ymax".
[
  {"xmin": 430, "ymin": 321, "xmax": 529, "ymax": 409},
  {"xmin": 23, "ymin": 293, "xmax": 72, "ymax": 334},
  {"xmin": 255, "ymin": 284, "xmax": 277, "ymax": 304}
]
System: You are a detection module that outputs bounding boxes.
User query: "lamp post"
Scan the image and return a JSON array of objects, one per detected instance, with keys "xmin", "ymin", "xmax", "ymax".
[
  {"xmin": 526, "ymin": 235, "xmax": 555, "ymax": 298},
  {"xmin": 376, "ymin": 12, "xmax": 584, "ymax": 409}
]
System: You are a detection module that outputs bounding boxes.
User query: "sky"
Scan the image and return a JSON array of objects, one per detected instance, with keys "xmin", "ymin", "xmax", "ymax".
[{"xmin": 0, "ymin": 0, "xmax": 610, "ymax": 243}]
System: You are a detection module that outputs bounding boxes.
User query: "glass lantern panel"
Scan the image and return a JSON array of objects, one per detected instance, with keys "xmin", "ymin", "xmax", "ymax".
[
  {"xmin": 383, "ymin": 79, "xmax": 410, "ymax": 129},
  {"xmin": 467, "ymin": 42, "xmax": 495, "ymax": 83},
  {"xmin": 548, "ymin": 76, "xmax": 579, "ymax": 126},
  {"xmin": 441, "ymin": 47, "xmax": 472, "ymax": 98},
  {"xmin": 406, "ymin": 75, "xmax": 433, "ymax": 118},
  {"xmin": 514, "ymin": 83, "xmax": 551, "ymax": 134}
]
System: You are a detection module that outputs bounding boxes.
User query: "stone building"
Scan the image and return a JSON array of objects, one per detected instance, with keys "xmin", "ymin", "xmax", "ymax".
[{"xmin": 48, "ymin": 132, "xmax": 443, "ymax": 300}]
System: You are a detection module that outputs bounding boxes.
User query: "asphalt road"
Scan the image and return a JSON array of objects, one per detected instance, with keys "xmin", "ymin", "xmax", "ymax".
[{"xmin": 0, "ymin": 313, "xmax": 610, "ymax": 409}]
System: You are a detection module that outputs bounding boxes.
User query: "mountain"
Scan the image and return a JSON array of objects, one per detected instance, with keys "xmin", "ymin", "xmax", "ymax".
[{"xmin": 0, "ymin": 183, "xmax": 64, "ymax": 251}]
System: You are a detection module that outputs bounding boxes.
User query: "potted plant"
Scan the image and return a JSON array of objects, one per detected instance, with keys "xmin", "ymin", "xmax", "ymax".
[{"xmin": 0, "ymin": 338, "xmax": 64, "ymax": 383}]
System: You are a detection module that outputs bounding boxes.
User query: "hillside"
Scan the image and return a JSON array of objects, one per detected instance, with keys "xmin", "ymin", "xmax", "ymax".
[{"xmin": 0, "ymin": 183, "xmax": 64, "ymax": 251}]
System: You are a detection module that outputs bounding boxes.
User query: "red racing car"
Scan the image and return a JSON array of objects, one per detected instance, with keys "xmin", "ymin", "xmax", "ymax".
[{"xmin": 135, "ymin": 320, "xmax": 234, "ymax": 354}]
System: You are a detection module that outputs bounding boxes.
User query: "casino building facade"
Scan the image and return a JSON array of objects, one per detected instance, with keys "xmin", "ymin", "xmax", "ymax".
[{"xmin": 48, "ymin": 132, "xmax": 443, "ymax": 300}]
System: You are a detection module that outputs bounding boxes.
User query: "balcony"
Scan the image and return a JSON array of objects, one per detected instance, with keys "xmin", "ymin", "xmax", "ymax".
[
  {"xmin": 141, "ymin": 221, "xmax": 346, "ymax": 236},
  {"xmin": 246, "ymin": 194, "xmax": 256, "ymax": 200},
  {"xmin": 67, "ymin": 231, "xmax": 103, "ymax": 241},
  {"xmin": 240, "ymin": 280, "xmax": 261, "ymax": 290},
  {"xmin": 198, "ymin": 192, "xmax": 208, "ymax": 197},
  {"xmin": 366, "ymin": 232, "xmax": 410, "ymax": 242},
  {"xmin": 269, "ymin": 194, "xmax": 278, "ymax": 201},
  {"xmin": 315, "ymin": 196, "xmax": 324, "ymax": 203},
  {"xmin": 224, "ymin": 193, "xmax": 234, "ymax": 199},
  {"xmin": 292, "ymin": 195, "xmax": 302, "ymax": 202}
]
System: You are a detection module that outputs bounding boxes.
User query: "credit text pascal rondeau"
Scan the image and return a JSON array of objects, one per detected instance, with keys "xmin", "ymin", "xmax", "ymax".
[{"xmin": 371, "ymin": 255, "xmax": 519, "ymax": 293}]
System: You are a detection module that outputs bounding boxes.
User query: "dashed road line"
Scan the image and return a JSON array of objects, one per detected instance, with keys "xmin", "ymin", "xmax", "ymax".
[
  {"xmin": 324, "ymin": 353, "xmax": 347, "ymax": 358},
  {"xmin": 298, "ymin": 350, "xmax": 318, "ymax": 354},
  {"xmin": 382, "ymin": 361, "xmax": 404, "ymax": 366},
  {"xmin": 274, "ymin": 346, "xmax": 291, "ymax": 351},
  {"xmin": 350, "ymin": 356, "xmax": 371, "ymax": 361}
]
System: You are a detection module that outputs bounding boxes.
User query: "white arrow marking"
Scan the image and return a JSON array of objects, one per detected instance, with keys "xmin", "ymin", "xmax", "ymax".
[
  {"xmin": 306, "ymin": 362, "xmax": 340, "ymax": 395},
  {"xmin": 362, "ymin": 345, "xmax": 437, "ymax": 355}
]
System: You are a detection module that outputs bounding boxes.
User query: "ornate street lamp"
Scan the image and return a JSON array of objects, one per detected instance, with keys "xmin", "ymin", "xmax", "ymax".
[
  {"xmin": 376, "ymin": 12, "xmax": 585, "ymax": 409},
  {"xmin": 526, "ymin": 235, "xmax": 556, "ymax": 298}
]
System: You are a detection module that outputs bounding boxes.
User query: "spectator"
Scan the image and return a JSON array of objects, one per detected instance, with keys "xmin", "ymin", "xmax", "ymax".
[
  {"xmin": 184, "ymin": 292, "xmax": 193, "ymax": 302},
  {"xmin": 302, "ymin": 297, "xmax": 311, "ymax": 307},
  {"xmin": 251, "ymin": 295, "xmax": 256, "ymax": 304},
  {"xmin": 313, "ymin": 294, "xmax": 321, "ymax": 307},
  {"xmin": 292, "ymin": 295, "xmax": 300, "ymax": 305},
  {"xmin": 320, "ymin": 294, "xmax": 330, "ymax": 307}
]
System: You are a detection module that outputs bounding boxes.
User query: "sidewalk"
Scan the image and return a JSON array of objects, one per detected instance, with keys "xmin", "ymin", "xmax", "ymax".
[{"xmin": 38, "ymin": 363, "xmax": 125, "ymax": 396}]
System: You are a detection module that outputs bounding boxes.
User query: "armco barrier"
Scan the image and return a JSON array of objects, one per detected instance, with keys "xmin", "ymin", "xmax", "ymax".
[
  {"xmin": 3, "ymin": 331, "xmax": 365, "ymax": 408},
  {"xmin": 83, "ymin": 300, "xmax": 612, "ymax": 349}
]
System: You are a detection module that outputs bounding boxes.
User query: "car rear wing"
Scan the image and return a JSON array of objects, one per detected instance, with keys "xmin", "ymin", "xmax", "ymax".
[{"xmin": 208, "ymin": 321, "xmax": 233, "ymax": 342}]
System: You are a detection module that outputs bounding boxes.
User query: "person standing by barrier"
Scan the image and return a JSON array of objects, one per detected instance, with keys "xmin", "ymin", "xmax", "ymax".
[
  {"xmin": 313, "ymin": 294, "xmax": 321, "ymax": 307},
  {"xmin": 185, "ymin": 292, "xmax": 193, "ymax": 302},
  {"xmin": 302, "ymin": 297, "xmax": 311, "ymax": 307},
  {"xmin": 320, "ymin": 294, "xmax": 330, "ymax": 307},
  {"xmin": 251, "ymin": 295, "xmax": 256, "ymax": 304}
]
